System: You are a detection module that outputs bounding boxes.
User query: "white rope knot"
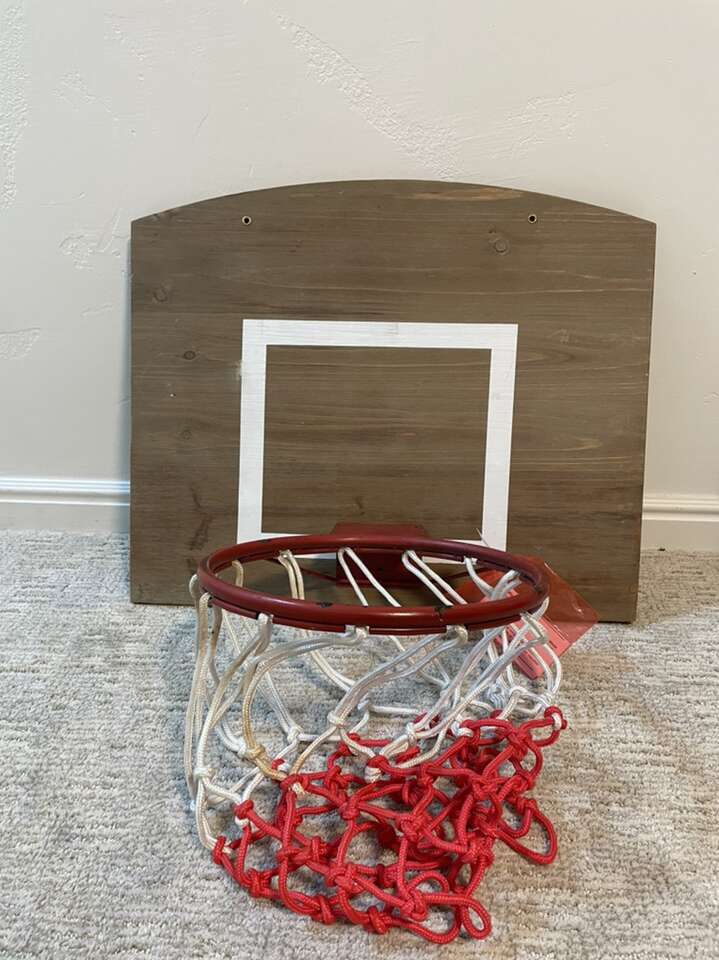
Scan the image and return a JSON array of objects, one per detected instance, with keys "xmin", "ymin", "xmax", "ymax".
[
  {"xmin": 285, "ymin": 722, "xmax": 303, "ymax": 743},
  {"xmin": 450, "ymin": 720, "xmax": 473, "ymax": 738},
  {"xmin": 193, "ymin": 766, "xmax": 213, "ymax": 781},
  {"xmin": 327, "ymin": 711, "xmax": 347, "ymax": 729},
  {"xmin": 454, "ymin": 625, "xmax": 469, "ymax": 645},
  {"xmin": 404, "ymin": 723, "xmax": 418, "ymax": 748}
]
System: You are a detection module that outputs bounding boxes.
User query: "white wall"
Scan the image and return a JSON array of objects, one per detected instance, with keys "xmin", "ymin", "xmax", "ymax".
[{"xmin": 1, "ymin": 0, "xmax": 717, "ymax": 549}]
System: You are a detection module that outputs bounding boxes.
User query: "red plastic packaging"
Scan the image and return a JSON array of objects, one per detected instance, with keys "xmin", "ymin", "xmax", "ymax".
[{"xmin": 455, "ymin": 558, "xmax": 597, "ymax": 678}]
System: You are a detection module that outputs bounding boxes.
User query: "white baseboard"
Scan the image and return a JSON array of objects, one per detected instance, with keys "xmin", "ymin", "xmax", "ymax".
[
  {"xmin": 641, "ymin": 495, "xmax": 719, "ymax": 551},
  {"xmin": 0, "ymin": 477, "xmax": 130, "ymax": 533},
  {"xmin": 0, "ymin": 477, "xmax": 717, "ymax": 551}
]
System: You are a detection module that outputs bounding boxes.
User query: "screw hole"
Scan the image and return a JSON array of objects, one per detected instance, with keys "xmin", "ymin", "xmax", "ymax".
[
  {"xmin": 242, "ymin": 215, "xmax": 252, "ymax": 225},
  {"xmin": 528, "ymin": 214, "xmax": 538, "ymax": 223}
]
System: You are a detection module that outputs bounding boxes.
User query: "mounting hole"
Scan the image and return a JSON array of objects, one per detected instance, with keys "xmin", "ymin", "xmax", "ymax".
[
  {"xmin": 242, "ymin": 215, "xmax": 252, "ymax": 225},
  {"xmin": 527, "ymin": 214, "xmax": 538, "ymax": 223}
]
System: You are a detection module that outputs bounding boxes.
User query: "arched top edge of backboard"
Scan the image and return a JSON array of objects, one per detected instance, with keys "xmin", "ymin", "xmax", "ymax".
[{"xmin": 131, "ymin": 179, "xmax": 656, "ymax": 231}]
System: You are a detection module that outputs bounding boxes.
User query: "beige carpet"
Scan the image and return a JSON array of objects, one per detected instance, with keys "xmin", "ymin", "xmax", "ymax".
[{"xmin": 1, "ymin": 532, "xmax": 718, "ymax": 959}]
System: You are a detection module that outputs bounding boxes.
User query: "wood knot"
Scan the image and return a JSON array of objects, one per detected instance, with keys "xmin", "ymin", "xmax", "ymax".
[{"xmin": 488, "ymin": 230, "xmax": 510, "ymax": 255}]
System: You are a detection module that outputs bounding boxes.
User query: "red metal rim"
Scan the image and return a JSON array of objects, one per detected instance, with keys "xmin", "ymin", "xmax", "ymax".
[{"xmin": 197, "ymin": 533, "xmax": 549, "ymax": 634}]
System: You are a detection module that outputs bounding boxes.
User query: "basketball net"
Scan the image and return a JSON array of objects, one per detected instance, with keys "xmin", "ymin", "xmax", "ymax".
[{"xmin": 185, "ymin": 539, "xmax": 568, "ymax": 942}]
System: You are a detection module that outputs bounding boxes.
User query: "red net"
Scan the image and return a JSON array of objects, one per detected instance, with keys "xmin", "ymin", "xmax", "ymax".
[{"xmin": 212, "ymin": 706, "xmax": 566, "ymax": 943}]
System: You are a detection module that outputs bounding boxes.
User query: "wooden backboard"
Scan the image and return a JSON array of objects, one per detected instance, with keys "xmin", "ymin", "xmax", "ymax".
[{"xmin": 130, "ymin": 180, "xmax": 655, "ymax": 619}]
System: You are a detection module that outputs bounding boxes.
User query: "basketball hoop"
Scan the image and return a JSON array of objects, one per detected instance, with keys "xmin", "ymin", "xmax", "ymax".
[{"xmin": 186, "ymin": 527, "xmax": 568, "ymax": 942}]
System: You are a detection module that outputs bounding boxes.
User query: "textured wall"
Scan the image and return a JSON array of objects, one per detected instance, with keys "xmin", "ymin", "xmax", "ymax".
[{"xmin": 1, "ymin": 0, "xmax": 717, "ymax": 542}]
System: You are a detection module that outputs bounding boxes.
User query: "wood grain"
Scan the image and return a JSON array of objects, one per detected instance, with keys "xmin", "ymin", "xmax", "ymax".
[
  {"xmin": 131, "ymin": 180, "xmax": 655, "ymax": 618},
  {"xmin": 262, "ymin": 345, "xmax": 490, "ymax": 537}
]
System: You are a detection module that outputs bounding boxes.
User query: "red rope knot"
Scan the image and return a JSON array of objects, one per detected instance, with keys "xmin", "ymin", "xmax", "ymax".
[
  {"xmin": 470, "ymin": 777, "xmax": 492, "ymax": 803},
  {"xmin": 365, "ymin": 754, "xmax": 388, "ymax": 775},
  {"xmin": 324, "ymin": 763, "xmax": 350, "ymax": 793},
  {"xmin": 327, "ymin": 863, "xmax": 360, "ymax": 893},
  {"xmin": 511, "ymin": 793, "xmax": 533, "ymax": 815},
  {"xmin": 245, "ymin": 868, "xmax": 265, "ymax": 898},
  {"xmin": 511, "ymin": 766, "xmax": 536, "ymax": 794},
  {"xmin": 338, "ymin": 799, "xmax": 360, "ymax": 821},
  {"xmin": 306, "ymin": 835, "xmax": 323, "ymax": 863},
  {"xmin": 401, "ymin": 886, "xmax": 429, "ymax": 923},
  {"xmin": 233, "ymin": 799, "xmax": 254, "ymax": 821},
  {"xmin": 283, "ymin": 835, "xmax": 323, "ymax": 868},
  {"xmin": 330, "ymin": 739, "xmax": 353, "ymax": 761},
  {"xmin": 276, "ymin": 843, "xmax": 312, "ymax": 870},
  {"xmin": 313, "ymin": 894, "xmax": 335, "ymax": 926},
  {"xmin": 505, "ymin": 727, "xmax": 531, "ymax": 755},
  {"xmin": 374, "ymin": 862, "xmax": 395, "ymax": 888},
  {"xmin": 365, "ymin": 906, "xmax": 392, "ymax": 935},
  {"xmin": 459, "ymin": 835, "xmax": 492, "ymax": 865},
  {"xmin": 274, "ymin": 847, "xmax": 293, "ymax": 867},
  {"xmin": 472, "ymin": 814, "xmax": 500, "ymax": 841},
  {"xmin": 416, "ymin": 769, "xmax": 434, "ymax": 791},
  {"xmin": 397, "ymin": 813, "xmax": 425, "ymax": 844},
  {"xmin": 279, "ymin": 773, "xmax": 309, "ymax": 794}
]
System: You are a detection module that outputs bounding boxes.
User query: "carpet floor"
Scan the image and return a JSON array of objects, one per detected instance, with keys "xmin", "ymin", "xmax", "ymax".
[{"xmin": 1, "ymin": 532, "xmax": 718, "ymax": 959}]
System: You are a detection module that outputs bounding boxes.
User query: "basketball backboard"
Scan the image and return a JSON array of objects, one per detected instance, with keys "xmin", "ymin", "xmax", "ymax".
[{"xmin": 130, "ymin": 180, "xmax": 655, "ymax": 619}]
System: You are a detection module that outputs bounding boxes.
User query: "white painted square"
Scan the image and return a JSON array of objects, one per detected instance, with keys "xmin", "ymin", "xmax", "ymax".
[{"xmin": 238, "ymin": 319, "xmax": 518, "ymax": 547}]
